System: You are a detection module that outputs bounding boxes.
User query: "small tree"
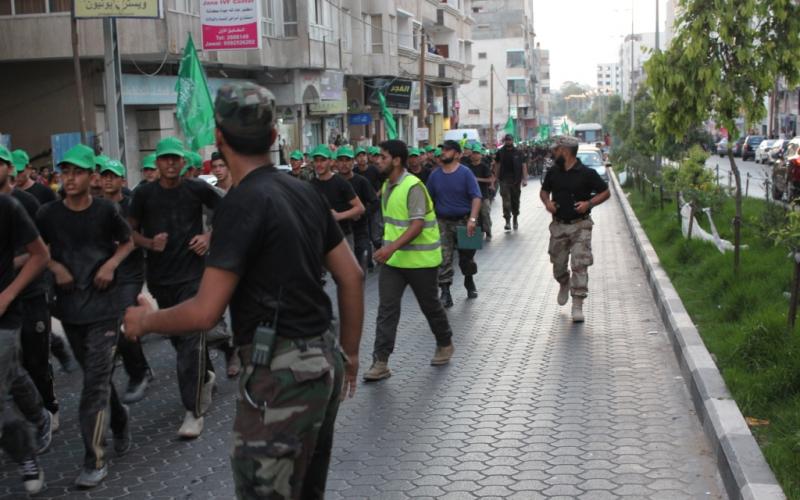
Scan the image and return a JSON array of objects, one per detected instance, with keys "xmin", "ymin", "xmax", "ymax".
[
  {"xmin": 646, "ymin": 0, "xmax": 800, "ymax": 274},
  {"xmin": 662, "ymin": 146, "xmax": 725, "ymax": 238},
  {"xmin": 771, "ymin": 209, "xmax": 800, "ymax": 334}
]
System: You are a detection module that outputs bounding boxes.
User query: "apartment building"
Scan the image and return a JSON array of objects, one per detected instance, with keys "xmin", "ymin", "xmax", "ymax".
[
  {"xmin": 0, "ymin": 0, "xmax": 473, "ymax": 184},
  {"xmin": 619, "ymin": 32, "xmax": 659, "ymax": 102},
  {"xmin": 596, "ymin": 63, "xmax": 621, "ymax": 95}
]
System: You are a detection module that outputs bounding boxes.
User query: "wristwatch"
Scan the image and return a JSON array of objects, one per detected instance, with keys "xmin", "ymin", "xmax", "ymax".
[{"xmin": 469, "ymin": 217, "xmax": 477, "ymax": 223}]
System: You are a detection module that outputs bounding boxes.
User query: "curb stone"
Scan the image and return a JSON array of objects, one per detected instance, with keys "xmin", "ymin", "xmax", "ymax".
[{"xmin": 609, "ymin": 170, "xmax": 785, "ymax": 500}]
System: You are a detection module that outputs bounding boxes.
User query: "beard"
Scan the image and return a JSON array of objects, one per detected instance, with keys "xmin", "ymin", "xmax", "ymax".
[{"xmin": 555, "ymin": 155, "xmax": 566, "ymax": 169}]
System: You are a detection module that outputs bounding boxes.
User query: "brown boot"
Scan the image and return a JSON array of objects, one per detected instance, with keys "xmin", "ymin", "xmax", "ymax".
[
  {"xmin": 431, "ymin": 344, "xmax": 454, "ymax": 366},
  {"xmin": 572, "ymin": 297, "xmax": 585, "ymax": 323}
]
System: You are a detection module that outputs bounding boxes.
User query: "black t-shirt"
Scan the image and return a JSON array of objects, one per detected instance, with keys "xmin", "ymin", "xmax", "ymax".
[
  {"xmin": 495, "ymin": 146, "xmax": 522, "ymax": 183},
  {"xmin": 467, "ymin": 160, "xmax": 492, "ymax": 199},
  {"xmin": 23, "ymin": 182, "xmax": 57, "ymax": 205},
  {"xmin": 11, "ymin": 189, "xmax": 47, "ymax": 300},
  {"xmin": 37, "ymin": 198, "xmax": 131, "ymax": 324},
  {"xmin": 206, "ymin": 166, "xmax": 344, "ymax": 345},
  {"xmin": 117, "ymin": 196, "xmax": 145, "ymax": 285},
  {"xmin": 356, "ymin": 164, "xmax": 384, "ymax": 193},
  {"xmin": 346, "ymin": 173, "xmax": 377, "ymax": 239},
  {"xmin": 409, "ymin": 166, "xmax": 431, "ymax": 184},
  {"xmin": 0, "ymin": 195, "xmax": 40, "ymax": 329},
  {"xmin": 312, "ymin": 174, "xmax": 357, "ymax": 235},
  {"xmin": 541, "ymin": 159, "xmax": 609, "ymax": 221},
  {"xmin": 129, "ymin": 179, "xmax": 221, "ymax": 286}
]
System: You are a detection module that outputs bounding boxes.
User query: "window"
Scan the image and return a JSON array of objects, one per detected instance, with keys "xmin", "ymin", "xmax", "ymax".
[
  {"xmin": 0, "ymin": 1, "xmax": 11, "ymax": 14},
  {"xmin": 263, "ymin": 0, "xmax": 277, "ymax": 37},
  {"xmin": 371, "ymin": 14, "xmax": 383, "ymax": 54},
  {"xmin": 479, "ymin": 80, "xmax": 487, "ymax": 87},
  {"xmin": 506, "ymin": 50, "xmax": 525, "ymax": 68},
  {"xmin": 507, "ymin": 78, "xmax": 526, "ymax": 94},
  {"xmin": 309, "ymin": 0, "xmax": 323, "ymax": 25},
  {"xmin": 412, "ymin": 21, "xmax": 421, "ymax": 51},
  {"xmin": 468, "ymin": 109, "xmax": 480, "ymax": 115},
  {"xmin": 478, "ymin": 52, "xmax": 487, "ymax": 59},
  {"xmin": 341, "ymin": 8, "xmax": 352, "ymax": 51},
  {"xmin": 363, "ymin": 13, "xmax": 371, "ymax": 53},
  {"xmin": 388, "ymin": 15, "xmax": 396, "ymax": 55},
  {"xmin": 283, "ymin": 0, "xmax": 298, "ymax": 37},
  {"xmin": 49, "ymin": 0, "xmax": 69, "ymax": 11},
  {"xmin": 14, "ymin": 0, "xmax": 45, "ymax": 13}
]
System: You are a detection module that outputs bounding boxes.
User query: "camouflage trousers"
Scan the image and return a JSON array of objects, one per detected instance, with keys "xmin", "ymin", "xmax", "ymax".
[
  {"xmin": 548, "ymin": 217, "xmax": 594, "ymax": 298},
  {"xmin": 437, "ymin": 216, "xmax": 478, "ymax": 287},
  {"xmin": 232, "ymin": 331, "xmax": 345, "ymax": 500}
]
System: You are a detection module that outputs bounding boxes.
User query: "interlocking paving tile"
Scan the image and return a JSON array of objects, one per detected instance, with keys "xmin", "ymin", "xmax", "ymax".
[{"xmin": 0, "ymin": 179, "xmax": 724, "ymax": 498}]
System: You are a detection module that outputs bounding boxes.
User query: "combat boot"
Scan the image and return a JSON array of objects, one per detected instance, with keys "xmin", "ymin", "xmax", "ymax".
[
  {"xmin": 465, "ymin": 276, "xmax": 478, "ymax": 299},
  {"xmin": 363, "ymin": 361, "xmax": 391, "ymax": 381},
  {"xmin": 431, "ymin": 344, "xmax": 454, "ymax": 365},
  {"xmin": 513, "ymin": 215, "xmax": 519, "ymax": 231},
  {"xmin": 440, "ymin": 286, "xmax": 454, "ymax": 308},
  {"xmin": 557, "ymin": 279, "xmax": 570, "ymax": 306},
  {"xmin": 504, "ymin": 218, "xmax": 511, "ymax": 231},
  {"xmin": 572, "ymin": 297, "xmax": 585, "ymax": 323}
]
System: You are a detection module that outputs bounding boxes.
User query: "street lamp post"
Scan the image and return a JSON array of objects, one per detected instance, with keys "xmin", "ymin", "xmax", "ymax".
[{"xmin": 655, "ymin": 0, "xmax": 662, "ymax": 174}]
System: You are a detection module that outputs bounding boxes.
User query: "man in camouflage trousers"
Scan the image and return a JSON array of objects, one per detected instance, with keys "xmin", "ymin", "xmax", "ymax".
[
  {"xmin": 540, "ymin": 135, "xmax": 610, "ymax": 323},
  {"xmin": 124, "ymin": 82, "xmax": 364, "ymax": 500}
]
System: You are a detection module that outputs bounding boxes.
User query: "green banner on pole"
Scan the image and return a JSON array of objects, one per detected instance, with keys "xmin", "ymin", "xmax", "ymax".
[
  {"xmin": 175, "ymin": 34, "xmax": 215, "ymax": 152},
  {"xmin": 378, "ymin": 90, "xmax": 398, "ymax": 140}
]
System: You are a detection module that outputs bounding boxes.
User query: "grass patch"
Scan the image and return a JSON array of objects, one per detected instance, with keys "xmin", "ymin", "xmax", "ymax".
[{"xmin": 625, "ymin": 188, "xmax": 800, "ymax": 498}]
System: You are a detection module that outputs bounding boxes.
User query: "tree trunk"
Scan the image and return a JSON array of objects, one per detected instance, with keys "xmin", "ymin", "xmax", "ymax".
[
  {"xmin": 687, "ymin": 203, "xmax": 695, "ymax": 239},
  {"xmin": 728, "ymin": 150, "xmax": 742, "ymax": 274},
  {"xmin": 788, "ymin": 257, "xmax": 800, "ymax": 335}
]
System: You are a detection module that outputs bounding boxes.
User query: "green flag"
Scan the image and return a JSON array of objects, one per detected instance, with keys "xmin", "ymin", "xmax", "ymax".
[
  {"xmin": 503, "ymin": 116, "xmax": 515, "ymax": 140},
  {"xmin": 378, "ymin": 91, "xmax": 398, "ymax": 140},
  {"xmin": 560, "ymin": 119, "xmax": 569, "ymax": 135},
  {"xmin": 538, "ymin": 125, "xmax": 550, "ymax": 140},
  {"xmin": 175, "ymin": 34, "xmax": 215, "ymax": 152}
]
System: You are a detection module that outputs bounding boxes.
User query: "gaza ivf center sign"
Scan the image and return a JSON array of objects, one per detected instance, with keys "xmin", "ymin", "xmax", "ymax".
[{"xmin": 201, "ymin": 0, "xmax": 262, "ymax": 51}]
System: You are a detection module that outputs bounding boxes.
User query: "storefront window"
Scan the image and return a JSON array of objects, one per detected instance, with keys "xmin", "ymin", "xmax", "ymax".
[{"xmin": 14, "ymin": 0, "xmax": 45, "ymax": 14}]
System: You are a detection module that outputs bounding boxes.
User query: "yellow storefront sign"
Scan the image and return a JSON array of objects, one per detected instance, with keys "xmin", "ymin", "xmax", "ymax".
[{"xmin": 74, "ymin": 0, "xmax": 162, "ymax": 19}]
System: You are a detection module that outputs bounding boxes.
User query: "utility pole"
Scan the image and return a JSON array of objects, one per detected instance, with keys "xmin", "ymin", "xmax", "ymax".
[
  {"xmin": 654, "ymin": 0, "xmax": 661, "ymax": 173},
  {"xmin": 489, "ymin": 64, "xmax": 494, "ymax": 146},
  {"xmin": 629, "ymin": 0, "xmax": 635, "ymax": 132},
  {"xmin": 418, "ymin": 26, "xmax": 426, "ymax": 140},
  {"xmin": 71, "ymin": 15, "xmax": 88, "ymax": 145}
]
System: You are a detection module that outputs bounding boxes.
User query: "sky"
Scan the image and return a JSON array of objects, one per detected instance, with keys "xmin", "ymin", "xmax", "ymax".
[{"xmin": 532, "ymin": 0, "xmax": 669, "ymax": 90}]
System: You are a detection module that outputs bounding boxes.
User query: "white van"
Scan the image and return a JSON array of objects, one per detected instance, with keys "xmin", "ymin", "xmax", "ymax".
[{"xmin": 443, "ymin": 129, "xmax": 481, "ymax": 144}]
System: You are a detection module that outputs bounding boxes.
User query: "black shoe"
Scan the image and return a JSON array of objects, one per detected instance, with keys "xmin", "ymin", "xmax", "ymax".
[
  {"xmin": 19, "ymin": 458, "xmax": 44, "ymax": 494},
  {"xmin": 36, "ymin": 411, "xmax": 53, "ymax": 454},
  {"xmin": 485, "ymin": 233, "xmax": 492, "ymax": 241},
  {"xmin": 440, "ymin": 287, "xmax": 454, "ymax": 308},
  {"xmin": 465, "ymin": 276, "xmax": 478, "ymax": 299},
  {"xmin": 513, "ymin": 216, "xmax": 519, "ymax": 230},
  {"xmin": 122, "ymin": 377, "xmax": 149, "ymax": 404},
  {"xmin": 113, "ymin": 405, "xmax": 132, "ymax": 456},
  {"xmin": 504, "ymin": 220, "xmax": 511, "ymax": 232}
]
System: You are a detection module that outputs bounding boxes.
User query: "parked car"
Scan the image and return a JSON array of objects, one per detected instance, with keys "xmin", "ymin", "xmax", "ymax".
[
  {"xmin": 755, "ymin": 139, "xmax": 775, "ymax": 163},
  {"xmin": 577, "ymin": 147, "xmax": 608, "ymax": 182},
  {"xmin": 741, "ymin": 135, "xmax": 764, "ymax": 161},
  {"xmin": 767, "ymin": 139, "xmax": 787, "ymax": 162},
  {"xmin": 716, "ymin": 138, "xmax": 728, "ymax": 157},
  {"xmin": 732, "ymin": 137, "xmax": 746, "ymax": 157},
  {"xmin": 772, "ymin": 137, "xmax": 800, "ymax": 200}
]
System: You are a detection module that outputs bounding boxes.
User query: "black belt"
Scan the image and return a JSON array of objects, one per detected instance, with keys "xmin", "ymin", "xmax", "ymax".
[
  {"xmin": 438, "ymin": 214, "xmax": 469, "ymax": 222},
  {"xmin": 553, "ymin": 215, "xmax": 590, "ymax": 225}
]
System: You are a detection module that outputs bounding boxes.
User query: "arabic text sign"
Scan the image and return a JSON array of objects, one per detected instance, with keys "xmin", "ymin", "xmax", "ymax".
[
  {"xmin": 201, "ymin": 0, "xmax": 261, "ymax": 51},
  {"xmin": 74, "ymin": 0, "xmax": 161, "ymax": 18}
]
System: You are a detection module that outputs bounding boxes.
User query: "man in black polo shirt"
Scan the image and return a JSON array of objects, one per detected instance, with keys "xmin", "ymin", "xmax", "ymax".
[
  {"xmin": 465, "ymin": 143, "xmax": 495, "ymax": 240},
  {"xmin": 124, "ymin": 81, "xmax": 364, "ymax": 500},
  {"xmin": 540, "ymin": 135, "xmax": 610, "ymax": 323},
  {"xmin": 128, "ymin": 136, "xmax": 222, "ymax": 439},
  {"xmin": 337, "ymin": 146, "xmax": 377, "ymax": 274},
  {"xmin": 311, "ymin": 145, "xmax": 365, "ymax": 251},
  {"xmin": 494, "ymin": 134, "xmax": 527, "ymax": 231}
]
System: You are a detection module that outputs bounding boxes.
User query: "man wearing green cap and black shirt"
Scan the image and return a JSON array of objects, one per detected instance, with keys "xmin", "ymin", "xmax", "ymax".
[
  {"xmin": 311, "ymin": 145, "xmax": 365, "ymax": 251},
  {"xmin": 289, "ymin": 149, "xmax": 314, "ymax": 181},
  {"xmin": 466, "ymin": 143, "xmax": 495, "ymax": 240},
  {"xmin": 99, "ymin": 160, "xmax": 154, "ymax": 403},
  {"xmin": 138, "ymin": 153, "xmax": 159, "ymax": 187},
  {"xmin": 407, "ymin": 147, "xmax": 431, "ymax": 183},
  {"xmin": 494, "ymin": 134, "xmax": 527, "ymax": 231},
  {"xmin": 37, "ymin": 143, "xmax": 134, "ymax": 488},
  {"xmin": 337, "ymin": 146, "xmax": 376, "ymax": 273},
  {"xmin": 123, "ymin": 81, "xmax": 364, "ymax": 500},
  {"xmin": 128, "ymin": 136, "xmax": 221, "ymax": 439},
  {"xmin": 13, "ymin": 150, "xmax": 56, "ymax": 206}
]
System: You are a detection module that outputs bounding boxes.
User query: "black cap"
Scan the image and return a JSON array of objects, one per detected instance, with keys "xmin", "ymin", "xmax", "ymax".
[
  {"xmin": 442, "ymin": 140, "xmax": 462, "ymax": 153},
  {"xmin": 503, "ymin": 134, "xmax": 514, "ymax": 141}
]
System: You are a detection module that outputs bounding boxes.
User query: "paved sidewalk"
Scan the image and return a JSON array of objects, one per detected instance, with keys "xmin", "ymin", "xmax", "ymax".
[{"xmin": 0, "ymin": 177, "xmax": 724, "ymax": 499}]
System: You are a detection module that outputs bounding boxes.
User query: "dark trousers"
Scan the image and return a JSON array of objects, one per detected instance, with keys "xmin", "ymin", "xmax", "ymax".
[
  {"xmin": 0, "ymin": 328, "xmax": 37, "ymax": 465},
  {"xmin": 9, "ymin": 368, "xmax": 47, "ymax": 430},
  {"xmin": 62, "ymin": 320, "xmax": 128, "ymax": 470},
  {"xmin": 19, "ymin": 294, "xmax": 58, "ymax": 414},
  {"xmin": 373, "ymin": 265, "xmax": 453, "ymax": 362},
  {"xmin": 353, "ymin": 231, "xmax": 371, "ymax": 276},
  {"xmin": 149, "ymin": 281, "xmax": 211, "ymax": 417},
  {"xmin": 117, "ymin": 283, "xmax": 151, "ymax": 383},
  {"xmin": 500, "ymin": 182, "xmax": 521, "ymax": 219}
]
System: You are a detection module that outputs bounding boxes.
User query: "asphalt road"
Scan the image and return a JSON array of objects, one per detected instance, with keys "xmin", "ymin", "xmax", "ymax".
[{"xmin": 705, "ymin": 155, "xmax": 774, "ymax": 200}]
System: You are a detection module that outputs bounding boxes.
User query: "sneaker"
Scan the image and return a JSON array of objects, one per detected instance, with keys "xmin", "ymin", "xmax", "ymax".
[
  {"xmin": 362, "ymin": 361, "xmax": 391, "ymax": 381},
  {"xmin": 465, "ymin": 276, "xmax": 478, "ymax": 299},
  {"xmin": 113, "ymin": 405, "xmax": 132, "ymax": 456},
  {"xmin": 557, "ymin": 280, "xmax": 570, "ymax": 306},
  {"xmin": 19, "ymin": 458, "xmax": 44, "ymax": 494},
  {"xmin": 431, "ymin": 345, "xmax": 454, "ymax": 366},
  {"xmin": 50, "ymin": 411, "xmax": 60, "ymax": 433},
  {"xmin": 440, "ymin": 286, "xmax": 454, "ymax": 308},
  {"xmin": 513, "ymin": 216, "xmax": 519, "ymax": 230},
  {"xmin": 36, "ymin": 410, "xmax": 53, "ymax": 454},
  {"xmin": 226, "ymin": 350, "xmax": 242, "ymax": 379},
  {"xmin": 75, "ymin": 465, "xmax": 107, "ymax": 489},
  {"xmin": 504, "ymin": 220, "xmax": 511, "ymax": 232},
  {"xmin": 121, "ymin": 377, "xmax": 150, "ymax": 404},
  {"xmin": 178, "ymin": 412, "xmax": 204, "ymax": 439},
  {"xmin": 199, "ymin": 370, "xmax": 216, "ymax": 415},
  {"xmin": 572, "ymin": 298, "xmax": 585, "ymax": 323}
]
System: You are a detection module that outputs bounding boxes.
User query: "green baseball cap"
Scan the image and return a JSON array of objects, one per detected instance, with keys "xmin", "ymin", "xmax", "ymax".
[
  {"xmin": 142, "ymin": 153, "xmax": 157, "ymax": 170},
  {"xmin": 409, "ymin": 147, "xmax": 421, "ymax": 157},
  {"xmin": 100, "ymin": 159, "xmax": 126, "ymax": 178},
  {"xmin": 434, "ymin": 147, "xmax": 442, "ymax": 157},
  {"xmin": 180, "ymin": 165, "xmax": 192, "ymax": 176},
  {"xmin": 368, "ymin": 146, "xmax": 380, "ymax": 155},
  {"xmin": 95, "ymin": 154, "xmax": 110, "ymax": 170},
  {"xmin": 11, "ymin": 150, "xmax": 29, "ymax": 173},
  {"xmin": 468, "ymin": 143, "xmax": 482, "ymax": 153},
  {"xmin": 59, "ymin": 144, "xmax": 95, "ymax": 170},
  {"xmin": 0, "ymin": 145, "xmax": 12, "ymax": 164},
  {"xmin": 155, "ymin": 136, "xmax": 186, "ymax": 158},
  {"xmin": 311, "ymin": 145, "xmax": 331, "ymax": 160},
  {"xmin": 289, "ymin": 149, "xmax": 303, "ymax": 161},
  {"xmin": 336, "ymin": 146, "xmax": 355, "ymax": 159},
  {"xmin": 355, "ymin": 147, "xmax": 367, "ymax": 156},
  {"xmin": 424, "ymin": 145, "xmax": 435, "ymax": 152},
  {"xmin": 187, "ymin": 151, "xmax": 203, "ymax": 168}
]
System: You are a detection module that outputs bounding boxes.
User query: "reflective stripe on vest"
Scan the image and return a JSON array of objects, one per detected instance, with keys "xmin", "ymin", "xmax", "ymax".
[{"xmin": 381, "ymin": 174, "xmax": 443, "ymax": 269}]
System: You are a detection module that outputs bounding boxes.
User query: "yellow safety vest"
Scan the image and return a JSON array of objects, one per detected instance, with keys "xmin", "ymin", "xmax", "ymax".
[{"xmin": 381, "ymin": 174, "xmax": 442, "ymax": 269}]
